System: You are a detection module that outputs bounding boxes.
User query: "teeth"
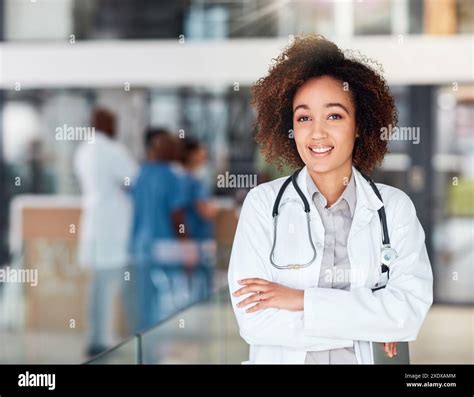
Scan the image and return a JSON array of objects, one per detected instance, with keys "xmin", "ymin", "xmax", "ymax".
[{"xmin": 310, "ymin": 146, "xmax": 333, "ymax": 153}]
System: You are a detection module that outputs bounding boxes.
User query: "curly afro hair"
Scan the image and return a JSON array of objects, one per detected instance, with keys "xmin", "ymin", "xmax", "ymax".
[{"xmin": 252, "ymin": 34, "xmax": 397, "ymax": 175}]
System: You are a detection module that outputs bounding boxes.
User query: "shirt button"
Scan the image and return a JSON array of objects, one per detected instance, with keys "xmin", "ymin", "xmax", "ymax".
[{"xmin": 316, "ymin": 242, "xmax": 323, "ymax": 249}]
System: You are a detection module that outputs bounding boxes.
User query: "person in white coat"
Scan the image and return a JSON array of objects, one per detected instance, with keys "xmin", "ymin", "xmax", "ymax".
[
  {"xmin": 74, "ymin": 108, "xmax": 138, "ymax": 357},
  {"xmin": 228, "ymin": 35, "xmax": 433, "ymax": 364}
]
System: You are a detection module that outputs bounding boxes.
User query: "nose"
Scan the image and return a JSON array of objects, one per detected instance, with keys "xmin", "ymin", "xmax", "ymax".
[{"xmin": 310, "ymin": 119, "xmax": 329, "ymax": 140}]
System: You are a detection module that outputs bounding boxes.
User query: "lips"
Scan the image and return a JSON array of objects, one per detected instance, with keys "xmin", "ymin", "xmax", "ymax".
[{"xmin": 308, "ymin": 145, "xmax": 334, "ymax": 157}]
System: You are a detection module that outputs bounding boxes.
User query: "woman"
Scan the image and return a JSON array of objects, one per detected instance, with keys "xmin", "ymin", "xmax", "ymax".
[{"xmin": 228, "ymin": 35, "xmax": 433, "ymax": 364}]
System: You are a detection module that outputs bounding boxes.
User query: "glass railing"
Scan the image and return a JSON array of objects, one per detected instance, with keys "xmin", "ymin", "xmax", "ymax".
[
  {"xmin": 87, "ymin": 336, "xmax": 140, "ymax": 365},
  {"xmin": 86, "ymin": 287, "xmax": 248, "ymax": 364}
]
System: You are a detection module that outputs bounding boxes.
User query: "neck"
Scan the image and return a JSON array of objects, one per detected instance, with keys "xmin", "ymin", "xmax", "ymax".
[{"xmin": 308, "ymin": 161, "xmax": 353, "ymax": 207}]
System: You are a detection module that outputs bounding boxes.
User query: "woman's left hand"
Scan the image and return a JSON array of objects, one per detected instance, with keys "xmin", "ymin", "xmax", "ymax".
[{"xmin": 233, "ymin": 278, "xmax": 304, "ymax": 313}]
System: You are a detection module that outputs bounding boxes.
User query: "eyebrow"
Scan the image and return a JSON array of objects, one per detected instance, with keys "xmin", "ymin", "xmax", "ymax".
[{"xmin": 293, "ymin": 102, "xmax": 350, "ymax": 115}]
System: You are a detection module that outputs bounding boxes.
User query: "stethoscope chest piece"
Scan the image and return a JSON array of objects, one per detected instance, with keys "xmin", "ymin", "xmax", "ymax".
[{"xmin": 381, "ymin": 245, "xmax": 397, "ymax": 266}]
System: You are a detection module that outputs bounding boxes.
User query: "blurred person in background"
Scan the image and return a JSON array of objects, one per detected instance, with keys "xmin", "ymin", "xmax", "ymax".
[
  {"xmin": 74, "ymin": 108, "xmax": 138, "ymax": 358},
  {"xmin": 180, "ymin": 137, "xmax": 217, "ymax": 301},
  {"xmin": 129, "ymin": 129, "xmax": 189, "ymax": 331}
]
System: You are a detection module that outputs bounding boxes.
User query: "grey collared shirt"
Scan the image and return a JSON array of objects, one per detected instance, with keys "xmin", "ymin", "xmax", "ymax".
[{"xmin": 305, "ymin": 171, "xmax": 358, "ymax": 364}]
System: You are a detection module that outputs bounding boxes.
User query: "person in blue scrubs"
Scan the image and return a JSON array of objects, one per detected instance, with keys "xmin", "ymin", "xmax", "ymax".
[
  {"xmin": 180, "ymin": 138, "xmax": 217, "ymax": 301},
  {"xmin": 129, "ymin": 129, "xmax": 187, "ymax": 331}
]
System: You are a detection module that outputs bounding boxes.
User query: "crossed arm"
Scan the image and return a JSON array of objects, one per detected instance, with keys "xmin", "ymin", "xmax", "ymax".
[
  {"xmin": 229, "ymin": 188, "xmax": 431, "ymax": 355},
  {"xmin": 233, "ymin": 278, "xmax": 399, "ymax": 357}
]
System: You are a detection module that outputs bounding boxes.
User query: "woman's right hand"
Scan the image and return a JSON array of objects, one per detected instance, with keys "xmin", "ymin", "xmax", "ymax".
[{"xmin": 384, "ymin": 342, "xmax": 397, "ymax": 358}]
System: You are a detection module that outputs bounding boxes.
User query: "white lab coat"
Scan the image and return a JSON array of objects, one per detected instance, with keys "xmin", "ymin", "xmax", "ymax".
[
  {"xmin": 74, "ymin": 132, "xmax": 138, "ymax": 269},
  {"xmin": 228, "ymin": 166, "xmax": 433, "ymax": 364}
]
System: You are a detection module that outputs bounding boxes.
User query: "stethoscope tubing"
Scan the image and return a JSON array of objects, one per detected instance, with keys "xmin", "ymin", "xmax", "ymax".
[{"xmin": 269, "ymin": 167, "xmax": 395, "ymax": 287}]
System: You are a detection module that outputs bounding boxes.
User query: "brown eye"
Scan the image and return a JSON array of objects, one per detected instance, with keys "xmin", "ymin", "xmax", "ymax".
[{"xmin": 297, "ymin": 116, "xmax": 310, "ymax": 122}]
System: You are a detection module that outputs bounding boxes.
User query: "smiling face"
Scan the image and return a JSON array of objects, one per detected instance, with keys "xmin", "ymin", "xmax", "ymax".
[{"xmin": 292, "ymin": 76, "xmax": 357, "ymax": 176}]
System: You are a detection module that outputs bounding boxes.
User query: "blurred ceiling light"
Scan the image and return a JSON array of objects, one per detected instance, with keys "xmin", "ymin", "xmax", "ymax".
[{"xmin": 228, "ymin": 0, "xmax": 287, "ymax": 36}]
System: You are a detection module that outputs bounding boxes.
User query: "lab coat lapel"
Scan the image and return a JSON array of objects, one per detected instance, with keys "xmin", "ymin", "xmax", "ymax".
[
  {"xmin": 293, "ymin": 166, "xmax": 384, "ymax": 289},
  {"xmin": 292, "ymin": 166, "xmax": 325, "ymax": 230},
  {"xmin": 348, "ymin": 166, "xmax": 384, "ymax": 241},
  {"xmin": 281, "ymin": 167, "xmax": 324, "ymax": 287},
  {"xmin": 288, "ymin": 166, "xmax": 384, "ymax": 239},
  {"xmin": 348, "ymin": 167, "xmax": 384, "ymax": 287},
  {"xmin": 290, "ymin": 165, "xmax": 383, "ymax": 228}
]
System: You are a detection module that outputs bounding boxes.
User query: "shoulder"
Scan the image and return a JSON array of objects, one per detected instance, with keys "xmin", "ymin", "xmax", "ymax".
[
  {"xmin": 74, "ymin": 141, "xmax": 92, "ymax": 166},
  {"xmin": 169, "ymin": 165, "xmax": 187, "ymax": 181},
  {"xmin": 376, "ymin": 183, "xmax": 415, "ymax": 209},
  {"xmin": 248, "ymin": 175, "xmax": 289, "ymax": 198},
  {"xmin": 74, "ymin": 141, "xmax": 88, "ymax": 156},
  {"xmin": 108, "ymin": 139, "xmax": 131, "ymax": 159},
  {"xmin": 375, "ymin": 182, "xmax": 418, "ymax": 228},
  {"xmin": 241, "ymin": 175, "xmax": 290, "ymax": 214}
]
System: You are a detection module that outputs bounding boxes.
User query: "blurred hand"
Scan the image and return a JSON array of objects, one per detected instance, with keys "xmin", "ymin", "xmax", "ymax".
[
  {"xmin": 384, "ymin": 342, "xmax": 397, "ymax": 358},
  {"xmin": 196, "ymin": 200, "xmax": 219, "ymax": 220},
  {"xmin": 181, "ymin": 241, "xmax": 199, "ymax": 270}
]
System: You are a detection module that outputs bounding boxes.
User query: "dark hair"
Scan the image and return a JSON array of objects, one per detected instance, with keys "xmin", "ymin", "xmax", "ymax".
[
  {"xmin": 92, "ymin": 108, "xmax": 116, "ymax": 136},
  {"xmin": 180, "ymin": 137, "xmax": 202, "ymax": 165},
  {"xmin": 252, "ymin": 34, "xmax": 398, "ymax": 174},
  {"xmin": 144, "ymin": 127, "xmax": 169, "ymax": 148}
]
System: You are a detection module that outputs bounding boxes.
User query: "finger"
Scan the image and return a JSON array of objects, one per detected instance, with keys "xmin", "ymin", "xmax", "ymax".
[
  {"xmin": 384, "ymin": 343, "xmax": 392, "ymax": 358},
  {"xmin": 233, "ymin": 284, "xmax": 270, "ymax": 297},
  {"xmin": 245, "ymin": 301, "xmax": 268, "ymax": 313},
  {"xmin": 239, "ymin": 278, "xmax": 270, "ymax": 286},
  {"xmin": 234, "ymin": 284, "xmax": 271, "ymax": 296},
  {"xmin": 391, "ymin": 343, "xmax": 396, "ymax": 356},
  {"xmin": 236, "ymin": 292, "xmax": 272, "ymax": 308},
  {"xmin": 388, "ymin": 342, "xmax": 395, "ymax": 358}
]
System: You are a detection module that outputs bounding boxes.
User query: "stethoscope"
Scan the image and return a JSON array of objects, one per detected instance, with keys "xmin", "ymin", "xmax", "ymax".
[{"xmin": 269, "ymin": 168, "xmax": 398, "ymax": 292}]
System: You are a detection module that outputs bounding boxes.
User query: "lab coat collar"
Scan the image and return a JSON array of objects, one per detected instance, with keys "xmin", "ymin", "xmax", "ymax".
[
  {"xmin": 306, "ymin": 169, "xmax": 357, "ymax": 217},
  {"xmin": 292, "ymin": 166, "xmax": 384, "ymax": 213}
]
